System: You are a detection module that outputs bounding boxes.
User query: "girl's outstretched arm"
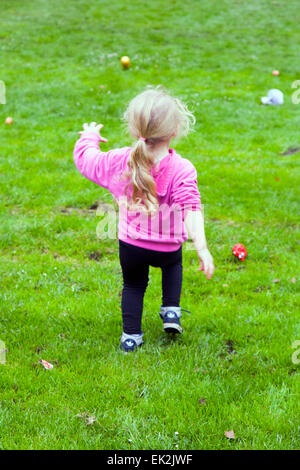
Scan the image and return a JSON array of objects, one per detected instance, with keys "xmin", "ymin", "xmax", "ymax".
[
  {"xmin": 73, "ymin": 122, "xmax": 113, "ymax": 189},
  {"xmin": 184, "ymin": 209, "xmax": 215, "ymax": 279}
]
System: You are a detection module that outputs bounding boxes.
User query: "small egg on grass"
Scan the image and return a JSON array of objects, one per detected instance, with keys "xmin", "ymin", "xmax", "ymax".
[{"xmin": 120, "ymin": 56, "xmax": 130, "ymax": 69}]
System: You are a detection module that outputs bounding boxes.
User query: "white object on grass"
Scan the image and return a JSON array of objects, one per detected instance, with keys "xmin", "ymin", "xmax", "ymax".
[
  {"xmin": 261, "ymin": 89, "xmax": 284, "ymax": 105},
  {"xmin": 39, "ymin": 359, "xmax": 54, "ymax": 370}
]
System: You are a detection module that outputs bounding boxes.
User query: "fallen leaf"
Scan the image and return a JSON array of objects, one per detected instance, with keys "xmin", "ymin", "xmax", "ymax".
[
  {"xmin": 226, "ymin": 340, "xmax": 236, "ymax": 354},
  {"xmin": 76, "ymin": 412, "xmax": 97, "ymax": 426},
  {"xmin": 280, "ymin": 147, "xmax": 300, "ymax": 156},
  {"xmin": 88, "ymin": 250, "xmax": 102, "ymax": 261},
  {"xmin": 198, "ymin": 398, "xmax": 206, "ymax": 405},
  {"xmin": 224, "ymin": 430, "xmax": 235, "ymax": 440},
  {"xmin": 86, "ymin": 416, "xmax": 96, "ymax": 426}
]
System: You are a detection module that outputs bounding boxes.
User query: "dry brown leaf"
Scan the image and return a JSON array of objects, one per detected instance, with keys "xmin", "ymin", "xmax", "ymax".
[
  {"xmin": 226, "ymin": 340, "xmax": 236, "ymax": 354},
  {"xmin": 224, "ymin": 430, "xmax": 235, "ymax": 439},
  {"xmin": 76, "ymin": 412, "xmax": 97, "ymax": 426},
  {"xmin": 88, "ymin": 250, "xmax": 102, "ymax": 262},
  {"xmin": 198, "ymin": 398, "xmax": 206, "ymax": 405},
  {"xmin": 280, "ymin": 147, "xmax": 300, "ymax": 156},
  {"xmin": 86, "ymin": 416, "xmax": 96, "ymax": 426}
]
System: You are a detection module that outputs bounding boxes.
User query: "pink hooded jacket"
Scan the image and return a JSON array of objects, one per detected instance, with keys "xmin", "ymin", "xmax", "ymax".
[{"xmin": 74, "ymin": 132, "xmax": 201, "ymax": 252}]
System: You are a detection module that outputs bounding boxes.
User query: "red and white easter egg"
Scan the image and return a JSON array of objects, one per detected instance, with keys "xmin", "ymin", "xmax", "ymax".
[{"xmin": 232, "ymin": 243, "xmax": 247, "ymax": 261}]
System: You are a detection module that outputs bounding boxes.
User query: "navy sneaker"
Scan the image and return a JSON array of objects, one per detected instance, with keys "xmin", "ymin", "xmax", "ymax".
[
  {"xmin": 160, "ymin": 306, "xmax": 183, "ymax": 334},
  {"xmin": 120, "ymin": 332, "xmax": 143, "ymax": 352}
]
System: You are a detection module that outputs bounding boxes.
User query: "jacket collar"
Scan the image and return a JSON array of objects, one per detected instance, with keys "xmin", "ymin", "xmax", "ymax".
[{"xmin": 152, "ymin": 148, "xmax": 174, "ymax": 197}]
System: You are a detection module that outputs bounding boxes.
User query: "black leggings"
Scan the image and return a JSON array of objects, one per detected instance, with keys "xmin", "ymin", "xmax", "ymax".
[{"xmin": 119, "ymin": 240, "xmax": 182, "ymax": 335}]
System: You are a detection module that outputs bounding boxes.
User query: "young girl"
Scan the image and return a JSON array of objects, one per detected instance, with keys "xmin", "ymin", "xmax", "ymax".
[{"xmin": 74, "ymin": 87, "xmax": 214, "ymax": 352}]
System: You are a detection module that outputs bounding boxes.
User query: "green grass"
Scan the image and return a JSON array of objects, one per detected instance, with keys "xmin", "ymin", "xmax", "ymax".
[{"xmin": 0, "ymin": 0, "xmax": 299, "ymax": 450}]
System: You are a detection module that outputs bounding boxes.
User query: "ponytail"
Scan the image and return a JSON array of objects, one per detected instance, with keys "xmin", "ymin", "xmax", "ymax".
[{"xmin": 127, "ymin": 139, "xmax": 158, "ymax": 213}]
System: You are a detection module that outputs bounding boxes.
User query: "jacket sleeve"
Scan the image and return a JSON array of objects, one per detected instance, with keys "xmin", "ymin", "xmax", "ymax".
[
  {"xmin": 171, "ymin": 160, "xmax": 201, "ymax": 213},
  {"xmin": 73, "ymin": 132, "xmax": 123, "ymax": 191}
]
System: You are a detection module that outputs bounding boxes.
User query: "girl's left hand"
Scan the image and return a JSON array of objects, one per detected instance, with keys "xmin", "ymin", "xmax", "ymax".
[
  {"xmin": 197, "ymin": 248, "xmax": 215, "ymax": 280},
  {"xmin": 78, "ymin": 122, "xmax": 108, "ymax": 143}
]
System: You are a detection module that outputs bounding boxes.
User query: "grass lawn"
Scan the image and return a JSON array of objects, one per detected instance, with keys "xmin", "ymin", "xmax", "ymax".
[{"xmin": 0, "ymin": 0, "xmax": 299, "ymax": 450}]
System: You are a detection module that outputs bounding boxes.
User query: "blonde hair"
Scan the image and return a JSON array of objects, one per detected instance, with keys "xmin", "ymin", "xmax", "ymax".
[{"xmin": 123, "ymin": 86, "xmax": 195, "ymax": 213}]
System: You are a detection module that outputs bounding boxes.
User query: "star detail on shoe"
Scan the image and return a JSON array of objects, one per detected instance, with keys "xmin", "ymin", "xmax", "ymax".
[{"xmin": 167, "ymin": 312, "xmax": 176, "ymax": 318}]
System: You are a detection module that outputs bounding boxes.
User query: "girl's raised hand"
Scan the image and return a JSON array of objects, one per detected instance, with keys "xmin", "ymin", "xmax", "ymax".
[
  {"xmin": 197, "ymin": 248, "xmax": 215, "ymax": 280},
  {"xmin": 78, "ymin": 122, "xmax": 108, "ymax": 143}
]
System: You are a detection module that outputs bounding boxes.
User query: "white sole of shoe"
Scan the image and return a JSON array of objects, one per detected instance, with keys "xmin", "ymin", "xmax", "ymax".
[{"xmin": 163, "ymin": 323, "xmax": 183, "ymax": 334}]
